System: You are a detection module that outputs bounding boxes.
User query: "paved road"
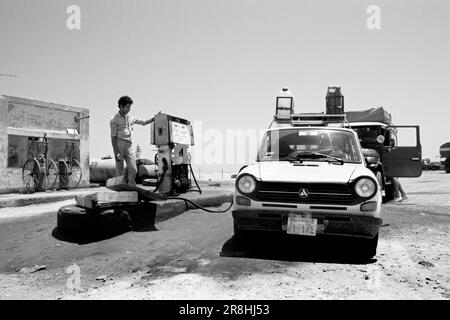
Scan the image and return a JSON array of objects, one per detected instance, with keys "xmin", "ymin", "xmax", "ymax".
[{"xmin": 0, "ymin": 172, "xmax": 449, "ymax": 299}]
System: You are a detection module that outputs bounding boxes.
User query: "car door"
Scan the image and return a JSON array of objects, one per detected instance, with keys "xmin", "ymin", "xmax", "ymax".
[{"xmin": 382, "ymin": 126, "xmax": 422, "ymax": 177}]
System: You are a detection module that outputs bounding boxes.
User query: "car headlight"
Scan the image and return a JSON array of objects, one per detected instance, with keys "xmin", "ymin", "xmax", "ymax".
[
  {"xmin": 354, "ymin": 177, "xmax": 377, "ymax": 198},
  {"xmin": 236, "ymin": 174, "xmax": 257, "ymax": 194}
]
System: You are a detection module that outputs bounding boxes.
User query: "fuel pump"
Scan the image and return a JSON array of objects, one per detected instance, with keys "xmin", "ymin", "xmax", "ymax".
[{"xmin": 150, "ymin": 112, "xmax": 196, "ymax": 195}]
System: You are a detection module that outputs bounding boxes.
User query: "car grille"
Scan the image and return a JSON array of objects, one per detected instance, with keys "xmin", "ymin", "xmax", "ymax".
[{"xmin": 251, "ymin": 181, "xmax": 358, "ymax": 205}]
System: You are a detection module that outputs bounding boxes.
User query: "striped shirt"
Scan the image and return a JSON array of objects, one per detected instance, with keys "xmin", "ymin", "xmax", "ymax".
[{"xmin": 110, "ymin": 112, "xmax": 149, "ymax": 142}]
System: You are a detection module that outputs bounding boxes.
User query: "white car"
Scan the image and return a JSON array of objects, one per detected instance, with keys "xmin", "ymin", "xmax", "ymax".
[{"xmin": 232, "ymin": 126, "xmax": 382, "ymax": 258}]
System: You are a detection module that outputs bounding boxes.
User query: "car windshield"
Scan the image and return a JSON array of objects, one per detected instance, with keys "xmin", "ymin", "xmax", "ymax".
[
  {"xmin": 353, "ymin": 126, "xmax": 379, "ymax": 142},
  {"xmin": 257, "ymin": 128, "xmax": 362, "ymax": 163}
]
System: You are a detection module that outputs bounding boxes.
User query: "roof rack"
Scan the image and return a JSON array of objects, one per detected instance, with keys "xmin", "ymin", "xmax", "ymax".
[{"xmin": 273, "ymin": 112, "xmax": 347, "ymax": 127}]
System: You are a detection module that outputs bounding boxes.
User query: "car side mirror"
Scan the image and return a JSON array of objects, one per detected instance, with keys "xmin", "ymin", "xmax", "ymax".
[
  {"xmin": 362, "ymin": 148, "xmax": 379, "ymax": 166},
  {"xmin": 365, "ymin": 156, "xmax": 378, "ymax": 165}
]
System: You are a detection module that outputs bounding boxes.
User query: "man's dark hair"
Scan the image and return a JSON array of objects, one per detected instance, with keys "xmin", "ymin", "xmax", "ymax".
[{"xmin": 118, "ymin": 96, "xmax": 133, "ymax": 108}]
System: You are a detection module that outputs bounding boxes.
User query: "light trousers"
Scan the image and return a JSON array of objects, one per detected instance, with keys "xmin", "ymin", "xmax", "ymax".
[{"xmin": 115, "ymin": 139, "xmax": 137, "ymax": 186}]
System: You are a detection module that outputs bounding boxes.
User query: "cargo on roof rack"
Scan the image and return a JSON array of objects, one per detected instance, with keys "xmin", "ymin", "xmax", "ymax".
[
  {"xmin": 274, "ymin": 112, "xmax": 347, "ymax": 127},
  {"xmin": 345, "ymin": 107, "xmax": 392, "ymax": 125}
]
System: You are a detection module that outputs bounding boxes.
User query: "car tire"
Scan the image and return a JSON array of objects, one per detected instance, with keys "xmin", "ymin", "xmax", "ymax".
[
  {"xmin": 233, "ymin": 218, "xmax": 250, "ymax": 240},
  {"xmin": 57, "ymin": 205, "xmax": 130, "ymax": 237},
  {"xmin": 358, "ymin": 233, "xmax": 379, "ymax": 260},
  {"xmin": 57, "ymin": 205, "xmax": 96, "ymax": 237}
]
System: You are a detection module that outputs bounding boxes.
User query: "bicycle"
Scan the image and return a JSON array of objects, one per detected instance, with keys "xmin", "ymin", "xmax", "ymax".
[
  {"xmin": 22, "ymin": 133, "xmax": 58, "ymax": 192},
  {"xmin": 58, "ymin": 141, "xmax": 82, "ymax": 189}
]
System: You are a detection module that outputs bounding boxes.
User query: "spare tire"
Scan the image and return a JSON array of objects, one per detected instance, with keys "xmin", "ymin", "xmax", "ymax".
[
  {"xmin": 57, "ymin": 205, "xmax": 130, "ymax": 238},
  {"xmin": 57, "ymin": 205, "xmax": 95, "ymax": 237}
]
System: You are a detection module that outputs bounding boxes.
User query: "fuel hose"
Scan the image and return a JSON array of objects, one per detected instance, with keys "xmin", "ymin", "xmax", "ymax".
[{"xmin": 167, "ymin": 196, "xmax": 233, "ymax": 213}]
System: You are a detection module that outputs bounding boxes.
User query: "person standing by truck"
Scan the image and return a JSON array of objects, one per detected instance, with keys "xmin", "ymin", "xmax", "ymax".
[
  {"xmin": 391, "ymin": 177, "xmax": 407, "ymax": 202},
  {"xmin": 110, "ymin": 96, "xmax": 152, "ymax": 186},
  {"xmin": 389, "ymin": 138, "xmax": 408, "ymax": 202}
]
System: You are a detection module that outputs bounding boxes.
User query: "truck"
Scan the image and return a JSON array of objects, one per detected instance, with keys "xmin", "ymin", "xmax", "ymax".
[
  {"xmin": 440, "ymin": 142, "xmax": 450, "ymax": 173},
  {"xmin": 344, "ymin": 107, "xmax": 422, "ymax": 201}
]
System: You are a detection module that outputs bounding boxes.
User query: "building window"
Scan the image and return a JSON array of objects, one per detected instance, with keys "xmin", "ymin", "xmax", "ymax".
[
  {"xmin": 7, "ymin": 135, "xmax": 28, "ymax": 168},
  {"xmin": 8, "ymin": 145, "xmax": 19, "ymax": 167}
]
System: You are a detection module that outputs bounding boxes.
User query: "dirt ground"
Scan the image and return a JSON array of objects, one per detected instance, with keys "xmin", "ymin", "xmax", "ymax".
[{"xmin": 0, "ymin": 172, "xmax": 449, "ymax": 300}]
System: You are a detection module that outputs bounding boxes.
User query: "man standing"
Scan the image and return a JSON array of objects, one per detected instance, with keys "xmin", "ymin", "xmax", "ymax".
[
  {"xmin": 110, "ymin": 96, "xmax": 152, "ymax": 186},
  {"xmin": 389, "ymin": 138, "xmax": 408, "ymax": 202}
]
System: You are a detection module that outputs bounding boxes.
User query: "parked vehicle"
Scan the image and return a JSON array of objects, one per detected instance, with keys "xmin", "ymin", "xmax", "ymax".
[
  {"xmin": 233, "ymin": 116, "xmax": 383, "ymax": 258},
  {"xmin": 232, "ymin": 88, "xmax": 423, "ymax": 259},
  {"xmin": 345, "ymin": 107, "xmax": 422, "ymax": 201},
  {"xmin": 440, "ymin": 142, "xmax": 450, "ymax": 173},
  {"xmin": 422, "ymin": 158, "xmax": 442, "ymax": 171},
  {"xmin": 232, "ymin": 88, "xmax": 388, "ymax": 259}
]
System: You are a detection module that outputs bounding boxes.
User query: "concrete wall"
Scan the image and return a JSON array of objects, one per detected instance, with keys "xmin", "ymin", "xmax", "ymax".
[{"xmin": 0, "ymin": 95, "xmax": 90, "ymax": 193}]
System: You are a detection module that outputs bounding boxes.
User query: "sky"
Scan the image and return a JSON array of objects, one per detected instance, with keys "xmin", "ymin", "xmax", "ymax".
[{"xmin": 0, "ymin": 0, "xmax": 449, "ymax": 173}]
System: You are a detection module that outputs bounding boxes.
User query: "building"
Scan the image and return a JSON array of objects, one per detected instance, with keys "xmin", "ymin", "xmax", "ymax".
[{"xmin": 0, "ymin": 95, "xmax": 89, "ymax": 193}]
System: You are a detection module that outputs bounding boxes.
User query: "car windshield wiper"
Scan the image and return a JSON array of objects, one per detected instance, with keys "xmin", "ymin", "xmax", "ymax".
[
  {"xmin": 261, "ymin": 152, "xmax": 303, "ymax": 162},
  {"xmin": 294, "ymin": 152, "xmax": 344, "ymax": 164}
]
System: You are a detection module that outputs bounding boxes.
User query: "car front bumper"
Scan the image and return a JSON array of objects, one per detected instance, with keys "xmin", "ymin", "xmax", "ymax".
[{"xmin": 232, "ymin": 210, "xmax": 382, "ymax": 239}]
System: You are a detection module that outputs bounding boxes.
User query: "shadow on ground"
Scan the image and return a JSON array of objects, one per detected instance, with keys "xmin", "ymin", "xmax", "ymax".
[
  {"xmin": 51, "ymin": 227, "xmax": 131, "ymax": 245},
  {"xmin": 220, "ymin": 233, "xmax": 377, "ymax": 265}
]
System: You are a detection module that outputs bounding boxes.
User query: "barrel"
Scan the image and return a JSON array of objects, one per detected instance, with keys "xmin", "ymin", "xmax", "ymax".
[
  {"xmin": 89, "ymin": 158, "xmax": 157, "ymax": 184},
  {"xmin": 138, "ymin": 164, "xmax": 158, "ymax": 179},
  {"xmin": 89, "ymin": 159, "xmax": 117, "ymax": 183}
]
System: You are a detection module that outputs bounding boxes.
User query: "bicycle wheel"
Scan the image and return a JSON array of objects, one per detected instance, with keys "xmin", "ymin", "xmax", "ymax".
[
  {"xmin": 22, "ymin": 159, "xmax": 40, "ymax": 191},
  {"xmin": 58, "ymin": 160, "xmax": 69, "ymax": 189},
  {"xmin": 43, "ymin": 159, "xmax": 58, "ymax": 190},
  {"xmin": 69, "ymin": 159, "xmax": 82, "ymax": 188}
]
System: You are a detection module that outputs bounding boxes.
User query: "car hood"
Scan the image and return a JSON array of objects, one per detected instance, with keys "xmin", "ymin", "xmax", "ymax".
[{"xmin": 255, "ymin": 161, "xmax": 360, "ymax": 183}]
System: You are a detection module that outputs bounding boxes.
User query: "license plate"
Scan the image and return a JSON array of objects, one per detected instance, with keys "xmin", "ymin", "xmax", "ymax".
[{"xmin": 287, "ymin": 212, "xmax": 317, "ymax": 236}]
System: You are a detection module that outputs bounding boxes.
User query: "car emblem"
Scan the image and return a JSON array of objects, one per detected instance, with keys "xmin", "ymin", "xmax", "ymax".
[{"xmin": 299, "ymin": 188, "xmax": 309, "ymax": 198}]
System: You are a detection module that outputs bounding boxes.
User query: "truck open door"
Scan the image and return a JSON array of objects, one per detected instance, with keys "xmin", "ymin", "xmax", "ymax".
[{"xmin": 382, "ymin": 126, "xmax": 422, "ymax": 178}]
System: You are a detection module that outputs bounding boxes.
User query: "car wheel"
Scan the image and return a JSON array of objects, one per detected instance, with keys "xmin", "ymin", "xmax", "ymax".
[
  {"xmin": 57, "ymin": 205, "xmax": 130, "ymax": 238},
  {"xmin": 233, "ymin": 218, "xmax": 250, "ymax": 240},
  {"xmin": 57, "ymin": 205, "xmax": 96, "ymax": 237},
  {"xmin": 358, "ymin": 233, "xmax": 379, "ymax": 260}
]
